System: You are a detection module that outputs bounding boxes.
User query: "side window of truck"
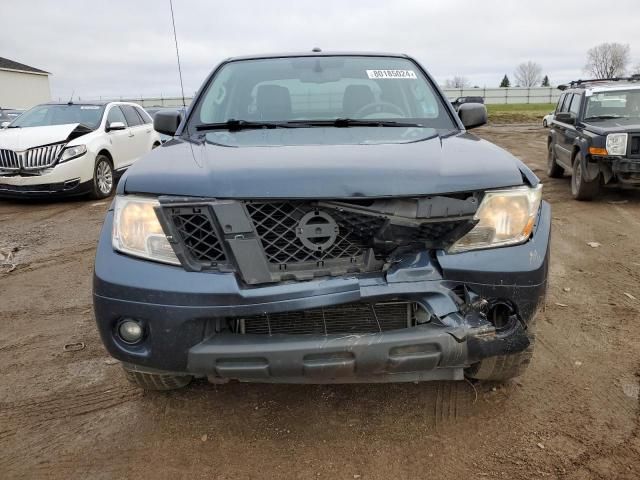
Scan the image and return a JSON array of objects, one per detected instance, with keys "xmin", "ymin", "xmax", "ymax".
[{"xmin": 556, "ymin": 94, "xmax": 566, "ymax": 114}]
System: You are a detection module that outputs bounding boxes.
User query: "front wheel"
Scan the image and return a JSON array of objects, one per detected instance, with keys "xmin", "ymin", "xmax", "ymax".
[
  {"xmin": 465, "ymin": 319, "xmax": 536, "ymax": 382},
  {"xmin": 571, "ymin": 154, "xmax": 600, "ymax": 201},
  {"xmin": 90, "ymin": 154, "xmax": 114, "ymax": 199},
  {"xmin": 543, "ymin": 119, "xmax": 548, "ymax": 127},
  {"xmin": 123, "ymin": 366, "xmax": 193, "ymax": 391}
]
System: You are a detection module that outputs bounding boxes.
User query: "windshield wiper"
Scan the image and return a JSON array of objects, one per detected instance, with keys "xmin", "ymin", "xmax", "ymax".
[
  {"xmin": 288, "ymin": 118, "xmax": 424, "ymax": 128},
  {"xmin": 195, "ymin": 119, "xmax": 298, "ymax": 131},
  {"xmin": 6, "ymin": 125, "xmax": 20, "ymax": 128},
  {"xmin": 195, "ymin": 118, "xmax": 426, "ymax": 132},
  {"xmin": 583, "ymin": 115, "xmax": 628, "ymax": 121}
]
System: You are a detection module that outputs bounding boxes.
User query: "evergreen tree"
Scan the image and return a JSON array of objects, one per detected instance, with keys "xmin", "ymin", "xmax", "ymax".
[
  {"xmin": 541, "ymin": 75, "xmax": 550, "ymax": 87},
  {"xmin": 499, "ymin": 74, "xmax": 511, "ymax": 88}
]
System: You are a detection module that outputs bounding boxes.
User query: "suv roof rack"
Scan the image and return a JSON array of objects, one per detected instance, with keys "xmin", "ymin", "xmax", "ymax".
[{"xmin": 558, "ymin": 74, "xmax": 640, "ymax": 90}]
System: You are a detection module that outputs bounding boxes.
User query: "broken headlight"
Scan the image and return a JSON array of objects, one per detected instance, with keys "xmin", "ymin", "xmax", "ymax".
[
  {"xmin": 112, "ymin": 195, "xmax": 180, "ymax": 265},
  {"xmin": 449, "ymin": 185, "xmax": 542, "ymax": 253}
]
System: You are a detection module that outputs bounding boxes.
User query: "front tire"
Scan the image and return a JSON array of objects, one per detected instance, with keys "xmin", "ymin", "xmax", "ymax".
[
  {"xmin": 546, "ymin": 143, "xmax": 564, "ymax": 178},
  {"xmin": 123, "ymin": 366, "xmax": 193, "ymax": 391},
  {"xmin": 543, "ymin": 119, "xmax": 548, "ymax": 127},
  {"xmin": 91, "ymin": 154, "xmax": 114, "ymax": 199},
  {"xmin": 465, "ymin": 318, "xmax": 536, "ymax": 382},
  {"xmin": 571, "ymin": 154, "xmax": 600, "ymax": 201}
]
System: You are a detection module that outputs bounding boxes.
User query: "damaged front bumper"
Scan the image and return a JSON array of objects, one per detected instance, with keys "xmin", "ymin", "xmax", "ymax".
[{"xmin": 93, "ymin": 201, "xmax": 551, "ymax": 383}]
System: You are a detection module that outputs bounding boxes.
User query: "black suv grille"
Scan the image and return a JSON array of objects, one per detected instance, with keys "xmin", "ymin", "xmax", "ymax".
[
  {"xmin": 232, "ymin": 301, "xmax": 414, "ymax": 335},
  {"xmin": 630, "ymin": 135, "xmax": 640, "ymax": 158},
  {"xmin": 166, "ymin": 207, "xmax": 227, "ymax": 264},
  {"xmin": 246, "ymin": 202, "xmax": 383, "ymax": 264}
]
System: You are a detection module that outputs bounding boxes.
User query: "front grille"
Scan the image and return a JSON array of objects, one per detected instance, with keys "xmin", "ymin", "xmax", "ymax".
[
  {"xmin": 630, "ymin": 135, "xmax": 640, "ymax": 158},
  {"xmin": 233, "ymin": 301, "xmax": 415, "ymax": 335},
  {"xmin": 22, "ymin": 143, "xmax": 65, "ymax": 170},
  {"xmin": 0, "ymin": 144, "xmax": 65, "ymax": 171},
  {"xmin": 165, "ymin": 206, "xmax": 227, "ymax": 265},
  {"xmin": 0, "ymin": 149, "xmax": 20, "ymax": 170},
  {"xmin": 246, "ymin": 201, "xmax": 383, "ymax": 264}
]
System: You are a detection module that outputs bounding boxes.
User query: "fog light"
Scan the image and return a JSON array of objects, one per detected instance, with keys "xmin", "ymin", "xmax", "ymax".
[{"xmin": 118, "ymin": 319, "xmax": 144, "ymax": 344}]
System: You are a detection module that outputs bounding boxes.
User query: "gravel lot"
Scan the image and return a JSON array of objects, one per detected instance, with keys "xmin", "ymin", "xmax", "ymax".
[{"xmin": 1, "ymin": 124, "xmax": 639, "ymax": 479}]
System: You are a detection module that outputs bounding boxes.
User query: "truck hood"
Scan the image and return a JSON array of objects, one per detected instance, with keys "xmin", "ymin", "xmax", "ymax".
[
  {"xmin": 583, "ymin": 118, "xmax": 640, "ymax": 134},
  {"xmin": 122, "ymin": 130, "xmax": 532, "ymax": 198},
  {"xmin": 0, "ymin": 123, "xmax": 88, "ymax": 151}
]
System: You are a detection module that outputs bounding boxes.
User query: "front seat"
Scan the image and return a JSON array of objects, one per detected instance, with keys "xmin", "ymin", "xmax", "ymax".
[
  {"xmin": 342, "ymin": 85, "xmax": 374, "ymax": 117},
  {"xmin": 256, "ymin": 85, "xmax": 292, "ymax": 120}
]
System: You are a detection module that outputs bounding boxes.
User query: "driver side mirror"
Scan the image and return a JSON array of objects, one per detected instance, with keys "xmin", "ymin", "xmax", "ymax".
[
  {"xmin": 107, "ymin": 121, "xmax": 126, "ymax": 131},
  {"xmin": 555, "ymin": 112, "xmax": 575, "ymax": 125},
  {"xmin": 457, "ymin": 103, "xmax": 487, "ymax": 130},
  {"xmin": 154, "ymin": 111, "xmax": 183, "ymax": 136}
]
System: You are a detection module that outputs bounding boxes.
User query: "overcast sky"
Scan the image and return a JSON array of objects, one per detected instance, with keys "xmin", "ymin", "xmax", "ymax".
[{"xmin": 3, "ymin": 0, "xmax": 640, "ymax": 100}]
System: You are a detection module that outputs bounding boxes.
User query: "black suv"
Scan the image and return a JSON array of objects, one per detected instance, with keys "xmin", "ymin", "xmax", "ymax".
[
  {"xmin": 547, "ymin": 77, "xmax": 640, "ymax": 200},
  {"xmin": 93, "ymin": 52, "xmax": 550, "ymax": 390}
]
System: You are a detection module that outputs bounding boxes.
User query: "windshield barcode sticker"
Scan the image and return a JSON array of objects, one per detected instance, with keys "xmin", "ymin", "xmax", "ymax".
[{"xmin": 366, "ymin": 69, "xmax": 417, "ymax": 79}]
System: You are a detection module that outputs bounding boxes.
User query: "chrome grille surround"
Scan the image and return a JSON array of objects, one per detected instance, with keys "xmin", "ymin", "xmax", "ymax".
[
  {"xmin": 0, "ymin": 143, "xmax": 66, "ymax": 172},
  {"xmin": 22, "ymin": 143, "xmax": 66, "ymax": 170},
  {"xmin": 0, "ymin": 149, "xmax": 20, "ymax": 171}
]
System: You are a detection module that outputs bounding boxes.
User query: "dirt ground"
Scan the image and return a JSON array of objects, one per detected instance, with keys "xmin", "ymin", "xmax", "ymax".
[{"xmin": 1, "ymin": 124, "xmax": 639, "ymax": 480}]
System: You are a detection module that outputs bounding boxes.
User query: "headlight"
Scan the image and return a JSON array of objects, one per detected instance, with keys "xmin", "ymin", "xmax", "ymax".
[
  {"xmin": 450, "ymin": 185, "xmax": 542, "ymax": 253},
  {"xmin": 112, "ymin": 195, "xmax": 180, "ymax": 265},
  {"xmin": 605, "ymin": 133, "xmax": 627, "ymax": 156},
  {"xmin": 59, "ymin": 144, "xmax": 87, "ymax": 162}
]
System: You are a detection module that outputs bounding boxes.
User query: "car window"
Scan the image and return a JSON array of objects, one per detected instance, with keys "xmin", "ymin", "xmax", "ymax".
[
  {"xmin": 135, "ymin": 107, "xmax": 152, "ymax": 124},
  {"xmin": 121, "ymin": 105, "xmax": 143, "ymax": 126},
  {"xmin": 11, "ymin": 104, "xmax": 105, "ymax": 129},
  {"xmin": 561, "ymin": 94, "xmax": 572, "ymax": 113},
  {"xmin": 569, "ymin": 94, "xmax": 581, "ymax": 116},
  {"xmin": 193, "ymin": 55, "xmax": 456, "ymax": 130},
  {"xmin": 107, "ymin": 106, "xmax": 128, "ymax": 127},
  {"xmin": 556, "ymin": 94, "xmax": 566, "ymax": 113},
  {"xmin": 585, "ymin": 89, "xmax": 640, "ymax": 118}
]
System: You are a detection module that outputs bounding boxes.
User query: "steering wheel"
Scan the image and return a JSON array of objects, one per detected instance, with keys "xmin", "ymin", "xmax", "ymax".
[{"xmin": 353, "ymin": 101, "xmax": 405, "ymax": 118}]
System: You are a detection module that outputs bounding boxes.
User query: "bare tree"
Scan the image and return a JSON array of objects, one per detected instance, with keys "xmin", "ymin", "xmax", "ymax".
[
  {"xmin": 584, "ymin": 43, "xmax": 630, "ymax": 78},
  {"xmin": 445, "ymin": 76, "xmax": 470, "ymax": 88},
  {"xmin": 634, "ymin": 63, "xmax": 640, "ymax": 75},
  {"xmin": 514, "ymin": 61, "xmax": 543, "ymax": 87}
]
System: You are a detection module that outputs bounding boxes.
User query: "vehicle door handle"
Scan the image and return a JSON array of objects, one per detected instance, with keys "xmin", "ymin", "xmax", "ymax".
[{"xmin": 128, "ymin": 132, "xmax": 135, "ymax": 137}]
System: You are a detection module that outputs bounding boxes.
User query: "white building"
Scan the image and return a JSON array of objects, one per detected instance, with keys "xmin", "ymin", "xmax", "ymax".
[{"xmin": 0, "ymin": 57, "xmax": 51, "ymax": 110}]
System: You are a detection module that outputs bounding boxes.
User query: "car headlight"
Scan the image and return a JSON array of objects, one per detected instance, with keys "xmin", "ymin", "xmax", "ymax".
[
  {"xmin": 449, "ymin": 185, "xmax": 543, "ymax": 253},
  {"xmin": 112, "ymin": 195, "xmax": 180, "ymax": 265},
  {"xmin": 605, "ymin": 133, "xmax": 627, "ymax": 156},
  {"xmin": 59, "ymin": 144, "xmax": 87, "ymax": 163}
]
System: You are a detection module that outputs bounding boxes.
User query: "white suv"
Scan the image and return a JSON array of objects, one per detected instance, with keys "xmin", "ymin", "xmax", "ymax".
[{"xmin": 0, "ymin": 101, "xmax": 162, "ymax": 199}]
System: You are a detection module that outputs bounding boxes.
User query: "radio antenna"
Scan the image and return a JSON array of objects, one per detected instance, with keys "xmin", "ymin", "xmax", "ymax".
[{"xmin": 169, "ymin": 0, "xmax": 187, "ymax": 108}]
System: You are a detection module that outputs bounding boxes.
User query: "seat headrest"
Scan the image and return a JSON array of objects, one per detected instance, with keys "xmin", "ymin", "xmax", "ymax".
[
  {"xmin": 342, "ymin": 85, "xmax": 375, "ymax": 117},
  {"xmin": 256, "ymin": 85, "xmax": 292, "ymax": 120}
]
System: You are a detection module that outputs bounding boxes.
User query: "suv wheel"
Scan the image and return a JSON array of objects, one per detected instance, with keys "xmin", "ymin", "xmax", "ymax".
[
  {"xmin": 91, "ymin": 154, "xmax": 114, "ymax": 199},
  {"xmin": 546, "ymin": 143, "xmax": 564, "ymax": 178},
  {"xmin": 123, "ymin": 366, "xmax": 193, "ymax": 391},
  {"xmin": 571, "ymin": 154, "xmax": 600, "ymax": 201}
]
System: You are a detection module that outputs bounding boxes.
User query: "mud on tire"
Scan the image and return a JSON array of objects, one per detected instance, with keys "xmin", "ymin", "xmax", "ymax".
[{"xmin": 123, "ymin": 367, "xmax": 193, "ymax": 391}]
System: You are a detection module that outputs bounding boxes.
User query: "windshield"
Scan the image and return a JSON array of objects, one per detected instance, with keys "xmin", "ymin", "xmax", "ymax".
[
  {"xmin": 10, "ymin": 104, "xmax": 105, "ymax": 129},
  {"xmin": 191, "ymin": 56, "xmax": 456, "ymax": 131},
  {"xmin": 585, "ymin": 89, "xmax": 640, "ymax": 119}
]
